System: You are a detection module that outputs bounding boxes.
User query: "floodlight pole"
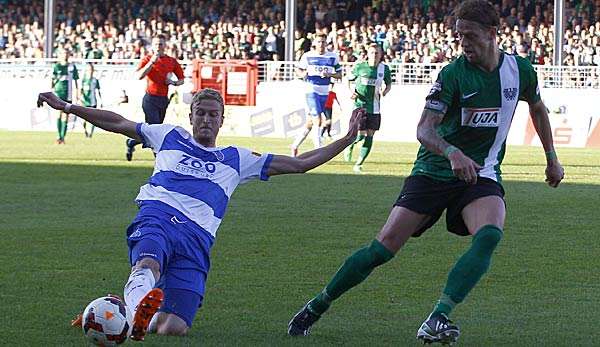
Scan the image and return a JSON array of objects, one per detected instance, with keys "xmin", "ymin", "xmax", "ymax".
[
  {"xmin": 284, "ymin": 0, "xmax": 296, "ymax": 62},
  {"xmin": 43, "ymin": 0, "xmax": 56, "ymax": 58},
  {"xmin": 553, "ymin": 0, "xmax": 564, "ymax": 65}
]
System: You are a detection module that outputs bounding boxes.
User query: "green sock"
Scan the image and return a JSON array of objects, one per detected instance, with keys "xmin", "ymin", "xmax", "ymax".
[
  {"xmin": 356, "ymin": 135, "xmax": 373, "ymax": 166},
  {"xmin": 432, "ymin": 225, "xmax": 503, "ymax": 317},
  {"xmin": 308, "ymin": 239, "xmax": 394, "ymax": 316},
  {"xmin": 348, "ymin": 134, "xmax": 365, "ymax": 153},
  {"xmin": 57, "ymin": 119, "xmax": 62, "ymax": 139},
  {"xmin": 60, "ymin": 118, "xmax": 68, "ymax": 140}
]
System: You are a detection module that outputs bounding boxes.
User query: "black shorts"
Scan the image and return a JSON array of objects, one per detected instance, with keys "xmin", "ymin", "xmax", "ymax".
[
  {"xmin": 394, "ymin": 175, "xmax": 505, "ymax": 237},
  {"xmin": 360, "ymin": 113, "xmax": 381, "ymax": 131},
  {"xmin": 323, "ymin": 108, "xmax": 332, "ymax": 120}
]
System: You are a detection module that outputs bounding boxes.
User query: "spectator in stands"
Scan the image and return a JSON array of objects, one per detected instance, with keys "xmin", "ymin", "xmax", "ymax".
[{"xmin": 0, "ymin": 0, "xmax": 599, "ymax": 72}]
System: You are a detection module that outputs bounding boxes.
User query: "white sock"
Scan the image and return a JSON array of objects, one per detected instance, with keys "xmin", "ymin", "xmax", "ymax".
[
  {"xmin": 292, "ymin": 128, "xmax": 310, "ymax": 149},
  {"xmin": 124, "ymin": 267, "xmax": 156, "ymax": 313},
  {"xmin": 312, "ymin": 126, "xmax": 322, "ymax": 149},
  {"xmin": 148, "ymin": 313, "xmax": 160, "ymax": 333}
]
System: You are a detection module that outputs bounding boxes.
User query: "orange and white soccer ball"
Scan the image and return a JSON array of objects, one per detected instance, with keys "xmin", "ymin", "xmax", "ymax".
[{"xmin": 82, "ymin": 296, "xmax": 132, "ymax": 346}]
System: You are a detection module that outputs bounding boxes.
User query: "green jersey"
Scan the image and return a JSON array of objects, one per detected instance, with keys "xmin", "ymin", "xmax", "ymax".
[
  {"xmin": 412, "ymin": 53, "xmax": 540, "ymax": 183},
  {"xmin": 81, "ymin": 76, "xmax": 100, "ymax": 107},
  {"xmin": 52, "ymin": 63, "xmax": 79, "ymax": 101},
  {"xmin": 350, "ymin": 62, "xmax": 392, "ymax": 114}
]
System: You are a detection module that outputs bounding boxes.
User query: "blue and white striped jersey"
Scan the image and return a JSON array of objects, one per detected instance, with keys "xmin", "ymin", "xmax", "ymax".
[
  {"xmin": 297, "ymin": 51, "xmax": 341, "ymax": 95},
  {"xmin": 134, "ymin": 123, "xmax": 274, "ymax": 238}
]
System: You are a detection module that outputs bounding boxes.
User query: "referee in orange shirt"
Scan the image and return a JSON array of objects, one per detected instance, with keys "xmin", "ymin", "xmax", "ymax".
[{"xmin": 126, "ymin": 34, "xmax": 184, "ymax": 161}]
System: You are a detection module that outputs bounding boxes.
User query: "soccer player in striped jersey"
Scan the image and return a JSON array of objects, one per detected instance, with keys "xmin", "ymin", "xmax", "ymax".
[
  {"xmin": 51, "ymin": 49, "xmax": 79, "ymax": 144},
  {"xmin": 288, "ymin": 1, "xmax": 564, "ymax": 344},
  {"xmin": 291, "ymin": 34, "xmax": 342, "ymax": 156},
  {"xmin": 344, "ymin": 43, "xmax": 392, "ymax": 173},
  {"xmin": 37, "ymin": 88, "xmax": 364, "ymax": 341}
]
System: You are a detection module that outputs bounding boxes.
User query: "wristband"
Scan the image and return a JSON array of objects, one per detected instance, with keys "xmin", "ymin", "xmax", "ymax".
[
  {"xmin": 443, "ymin": 145, "xmax": 459, "ymax": 158},
  {"xmin": 545, "ymin": 150, "xmax": 557, "ymax": 161},
  {"xmin": 64, "ymin": 103, "xmax": 72, "ymax": 114}
]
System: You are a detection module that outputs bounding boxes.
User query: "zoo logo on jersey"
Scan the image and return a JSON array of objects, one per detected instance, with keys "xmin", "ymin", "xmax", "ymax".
[
  {"xmin": 175, "ymin": 154, "xmax": 217, "ymax": 177},
  {"xmin": 461, "ymin": 108, "xmax": 500, "ymax": 128}
]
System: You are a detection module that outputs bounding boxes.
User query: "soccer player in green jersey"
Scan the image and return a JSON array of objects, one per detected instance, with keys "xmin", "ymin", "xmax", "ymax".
[
  {"xmin": 344, "ymin": 43, "xmax": 392, "ymax": 173},
  {"xmin": 288, "ymin": 1, "xmax": 564, "ymax": 344},
  {"xmin": 52, "ymin": 49, "xmax": 79, "ymax": 144},
  {"xmin": 79, "ymin": 63, "xmax": 103, "ymax": 138}
]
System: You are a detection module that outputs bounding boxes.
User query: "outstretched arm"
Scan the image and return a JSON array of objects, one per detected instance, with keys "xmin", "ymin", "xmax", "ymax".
[
  {"xmin": 37, "ymin": 92, "xmax": 140, "ymax": 141},
  {"xmin": 416, "ymin": 108, "xmax": 481, "ymax": 184},
  {"xmin": 529, "ymin": 100, "xmax": 564, "ymax": 187},
  {"xmin": 267, "ymin": 108, "xmax": 365, "ymax": 176}
]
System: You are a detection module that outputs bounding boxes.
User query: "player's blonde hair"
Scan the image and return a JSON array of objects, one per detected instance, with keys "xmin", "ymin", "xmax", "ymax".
[{"xmin": 191, "ymin": 88, "xmax": 225, "ymax": 115}]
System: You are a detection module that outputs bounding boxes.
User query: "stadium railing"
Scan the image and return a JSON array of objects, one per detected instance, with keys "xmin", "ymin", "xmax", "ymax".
[{"xmin": 1, "ymin": 59, "xmax": 599, "ymax": 89}]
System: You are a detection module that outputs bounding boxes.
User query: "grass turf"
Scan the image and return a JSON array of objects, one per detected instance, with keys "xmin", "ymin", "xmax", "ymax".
[{"xmin": 1, "ymin": 130, "xmax": 598, "ymax": 346}]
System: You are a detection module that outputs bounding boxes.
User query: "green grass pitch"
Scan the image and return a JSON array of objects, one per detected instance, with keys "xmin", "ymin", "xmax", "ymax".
[{"xmin": 1, "ymin": 130, "xmax": 599, "ymax": 346}]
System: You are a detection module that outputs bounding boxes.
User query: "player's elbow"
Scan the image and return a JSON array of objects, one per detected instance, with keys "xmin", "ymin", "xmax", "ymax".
[
  {"xmin": 416, "ymin": 128, "xmax": 427, "ymax": 145},
  {"xmin": 287, "ymin": 158, "xmax": 310, "ymax": 174},
  {"xmin": 290, "ymin": 160, "xmax": 309, "ymax": 174}
]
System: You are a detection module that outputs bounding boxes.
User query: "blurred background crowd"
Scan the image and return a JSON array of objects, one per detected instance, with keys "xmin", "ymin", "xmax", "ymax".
[{"xmin": 1, "ymin": 0, "xmax": 600, "ymax": 67}]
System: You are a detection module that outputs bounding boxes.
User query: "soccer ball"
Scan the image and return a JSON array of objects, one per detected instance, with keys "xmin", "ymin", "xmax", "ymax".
[{"xmin": 82, "ymin": 296, "xmax": 132, "ymax": 346}]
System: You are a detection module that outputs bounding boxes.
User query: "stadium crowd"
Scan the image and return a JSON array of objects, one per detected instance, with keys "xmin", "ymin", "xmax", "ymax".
[{"xmin": 1, "ymin": 0, "xmax": 600, "ymax": 67}]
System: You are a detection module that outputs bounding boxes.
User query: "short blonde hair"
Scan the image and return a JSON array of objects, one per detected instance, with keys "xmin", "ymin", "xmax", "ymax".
[{"xmin": 191, "ymin": 88, "xmax": 224, "ymax": 114}]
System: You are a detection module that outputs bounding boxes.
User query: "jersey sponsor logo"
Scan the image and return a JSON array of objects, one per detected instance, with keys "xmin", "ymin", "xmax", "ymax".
[
  {"xmin": 461, "ymin": 108, "xmax": 500, "ymax": 128},
  {"xmin": 306, "ymin": 65, "xmax": 334, "ymax": 76},
  {"xmin": 176, "ymin": 154, "xmax": 217, "ymax": 176},
  {"xmin": 503, "ymin": 87, "xmax": 518, "ymax": 101},
  {"xmin": 461, "ymin": 91, "xmax": 478, "ymax": 100},
  {"xmin": 360, "ymin": 77, "xmax": 379, "ymax": 86}
]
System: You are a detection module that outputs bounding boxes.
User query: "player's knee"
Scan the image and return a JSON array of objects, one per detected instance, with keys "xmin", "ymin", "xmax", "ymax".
[
  {"xmin": 368, "ymin": 239, "xmax": 395, "ymax": 267},
  {"xmin": 474, "ymin": 224, "xmax": 503, "ymax": 250},
  {"xmin": 132, "ymin": 258, "xmax": 161, "ymax": 280},
  {"xmin": 156, "ymin": 315, "xmax": 189, "ymax": 336}
]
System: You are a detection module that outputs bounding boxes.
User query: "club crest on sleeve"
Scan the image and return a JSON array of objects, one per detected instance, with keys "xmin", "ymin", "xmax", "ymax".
[
  {"xmin": 503, "ymin": 87, "xmax": 518, "ymax": 101},
  {"xmin": 428, "ymin": 81, "xmax": 442, "ymax": 97},
  {"xmin": 213, "ymin": 150, "xmax": 225, "ymax": 161}
]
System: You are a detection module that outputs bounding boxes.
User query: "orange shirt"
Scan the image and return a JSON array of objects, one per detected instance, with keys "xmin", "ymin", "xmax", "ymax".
[
  {"xmin": 138, "ymin": 55, "xmax": 184, "ymax": 97},
  {"xmin": 325, "ymin": 91, "xmax": 337, "ymax": 108}
]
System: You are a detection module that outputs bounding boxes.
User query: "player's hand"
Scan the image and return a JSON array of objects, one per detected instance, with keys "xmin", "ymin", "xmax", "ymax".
[
  {"xmin": 346, "ymin": 108, "xmax": 366, "ymax": 139},
  {"xmin": 545, "ymin": 160, "xmax": 564, "ymax": 188},
  {"xmin": 37, "ymin": 92, "xmax": 67, "ymax": 111},
  {"xmin": 448, "ymin": 150, "xmax": 482, "ymax": 185},
  {"xmin": 150, "ymin": 54, "xmax": 159, "ymax": 63},
  {"xmin": 350, "ymin": 92, "xmax": 358, "ymax": 100}
]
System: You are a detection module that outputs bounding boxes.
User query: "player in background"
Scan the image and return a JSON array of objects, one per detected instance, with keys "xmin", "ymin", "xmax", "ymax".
[
  {"xmin": 288, "ymin": 1, "xmax": 564, "ymax": 344},
  {"xmin": 51, "ymin": 49, "xmax": 79, "ymax": 144},
  {"xmin": 125, "ymin": 34, "xmax": 184, "ymax": 161},
  {"xmin": 38, "ymin": 89, "xmax": 365, "ymax": 341},
  {"xmin": 321, "ymin": 83, "xmax": 341, "ymax": 139},
  {"xmin": 344, "ymin": 43, "xmax": 392, "ymax": 173},
  {"xmin": 79, "ymin": 63, "xmax": 103, "ymax": 138},
  {"xmin": 291, "ymin": 34, "xmax": 342, "ymax": 156}
]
